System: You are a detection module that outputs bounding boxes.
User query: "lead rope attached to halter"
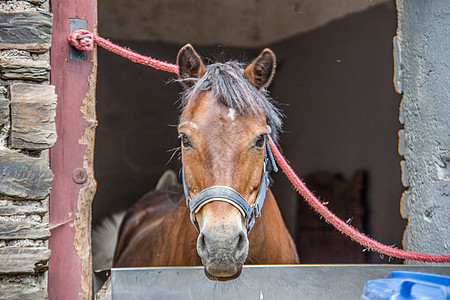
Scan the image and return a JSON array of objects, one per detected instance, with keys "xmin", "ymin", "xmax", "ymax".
[{"xmin": 68, "ymin": 30, "xmax": 450, "ymax": 263}]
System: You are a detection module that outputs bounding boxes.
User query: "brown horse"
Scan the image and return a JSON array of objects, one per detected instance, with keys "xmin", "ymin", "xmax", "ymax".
[{"xmin": 113, "ymin": 44, "xmax": 299, "ymax": 281}]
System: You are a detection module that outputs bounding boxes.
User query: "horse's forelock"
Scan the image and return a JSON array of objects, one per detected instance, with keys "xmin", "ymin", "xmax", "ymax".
[{"xmin": 180, "ymin": 61, "xmax": 283, "ymax": 143}]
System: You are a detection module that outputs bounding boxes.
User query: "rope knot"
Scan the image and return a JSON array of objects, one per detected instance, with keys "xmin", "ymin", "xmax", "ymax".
[{"xmin": 68, "ymin": 29, "xmax": 95, "ymax": 51}]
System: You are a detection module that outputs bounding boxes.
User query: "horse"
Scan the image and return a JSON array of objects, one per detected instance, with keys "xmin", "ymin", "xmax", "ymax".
[{"xmin": 110, "ymin": 44, "xmax": 299, "ymax": 281}]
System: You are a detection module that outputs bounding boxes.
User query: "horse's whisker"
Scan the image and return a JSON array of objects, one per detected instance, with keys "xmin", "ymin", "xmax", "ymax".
[{"xmin": 165, "ymin": 146, "xmax": 181, "ymax": 166}]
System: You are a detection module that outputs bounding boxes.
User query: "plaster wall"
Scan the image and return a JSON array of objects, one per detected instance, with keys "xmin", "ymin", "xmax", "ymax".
[
  {"xmin": 396, "ymin": 0, "xmax": 450, "ymax": 261},
  {"xmin": 99, "ymin": 0, "xmax": 389, "ymax": 47}
]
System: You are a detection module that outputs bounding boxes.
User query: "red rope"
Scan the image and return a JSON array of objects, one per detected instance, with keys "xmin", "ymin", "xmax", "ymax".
[
  {"xmin": 68, "ymin": 30, "xmax": 450, "ymax": 263},
  {"xmin": 68, "ymin": 29, "xmax": 179, "ymax": 74},
  {"xmin": 268, "ymin": 136, "xmax": 450, "ymax": 263}
]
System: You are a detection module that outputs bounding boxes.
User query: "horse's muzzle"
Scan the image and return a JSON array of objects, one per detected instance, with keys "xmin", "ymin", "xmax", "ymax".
[{"xmin": 197, "ymin": 227, "xmax": 249, "ymax": 281}]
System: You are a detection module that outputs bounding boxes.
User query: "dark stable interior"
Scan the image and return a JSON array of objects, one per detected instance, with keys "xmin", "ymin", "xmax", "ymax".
[{"xmin": 93, "ymin": 3, "xmax": 405, "ymax": 263}]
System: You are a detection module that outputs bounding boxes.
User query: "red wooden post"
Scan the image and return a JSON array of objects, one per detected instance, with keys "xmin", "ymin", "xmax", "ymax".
[{"xmin": 49, "ymin": 1, "xmax": 97, "ymax": 299}]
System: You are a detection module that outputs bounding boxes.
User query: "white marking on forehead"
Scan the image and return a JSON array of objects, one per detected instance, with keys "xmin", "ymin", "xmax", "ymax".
[
  {"xmin": 228, "ymin": 108, "xmax": 236, "ymax": 121},
  {"xmin": 178, "ymin": 121, "xmax": 199, "ymax": 130}
]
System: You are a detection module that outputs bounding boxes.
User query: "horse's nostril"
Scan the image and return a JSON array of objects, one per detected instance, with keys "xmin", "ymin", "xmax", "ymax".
[
  {"xmin": 200, "ymin": 233, "xmax": 206, "ymax": 246},
  {"xmin": 197, "ymin": 232, "xmax": 210, "ymax": 259},
  {"xmin": 237, "ymin": 233, "xmax": 243, "ymax": 249},
  {"xmin": 198, "ymin": 233, "xmax": 205, "ymax": 247},
  {"xmin": 235, "ymin": 231, "xmax": 248, "ymax": 258}
]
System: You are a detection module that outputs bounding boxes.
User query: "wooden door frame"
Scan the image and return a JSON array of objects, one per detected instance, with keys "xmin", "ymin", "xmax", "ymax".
[{"xmin": 49, "ymin": 1, "xmax": 98, "ymax": 299}]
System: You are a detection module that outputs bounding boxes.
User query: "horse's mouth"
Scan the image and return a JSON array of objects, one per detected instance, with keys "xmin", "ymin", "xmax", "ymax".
[{"xmin": 204, "ymin": 267, "xmax": 243, "ymax": 281}]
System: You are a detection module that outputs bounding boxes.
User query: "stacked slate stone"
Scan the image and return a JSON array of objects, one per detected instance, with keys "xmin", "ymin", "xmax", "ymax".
[{"xmin": 0, "ymin": 1, "xmax": 55, "ymax": 299}]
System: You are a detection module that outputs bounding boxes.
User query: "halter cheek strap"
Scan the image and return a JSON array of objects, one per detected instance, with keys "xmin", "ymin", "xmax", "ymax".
[{"xmin": 182, "ymin": 137, "xmax": 277, "ymax": 233}]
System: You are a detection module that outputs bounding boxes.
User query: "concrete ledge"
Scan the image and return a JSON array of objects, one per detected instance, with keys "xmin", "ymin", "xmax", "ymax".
[{"xmin": 107, "ymin": 265, "xmax": 450, "ymax": 299}]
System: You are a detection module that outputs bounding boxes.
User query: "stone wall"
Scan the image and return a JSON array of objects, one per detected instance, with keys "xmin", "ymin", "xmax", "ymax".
[{"xmin": 0, "ymin": 1, "xmax": 55, "ymax": 299}]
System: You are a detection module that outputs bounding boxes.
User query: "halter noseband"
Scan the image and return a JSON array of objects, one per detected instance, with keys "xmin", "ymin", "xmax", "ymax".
[{"xmin": 182, "ymin": 134, "xmax": 278, "ymax": 233}]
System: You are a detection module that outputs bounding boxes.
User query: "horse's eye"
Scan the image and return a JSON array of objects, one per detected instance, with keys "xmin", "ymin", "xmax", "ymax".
[
  {"xmin": 255, "ymin": 135, "xmax": 265, "ymax": 148},
  {"xmin": 179, "ymin": 134, "xmax": 192, "ymax": 148}
]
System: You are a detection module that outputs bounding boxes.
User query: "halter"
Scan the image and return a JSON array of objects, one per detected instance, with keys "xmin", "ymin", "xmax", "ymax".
[{"xmin": 182, "ymin": 133, "xmax": 278, "ymax": 233}]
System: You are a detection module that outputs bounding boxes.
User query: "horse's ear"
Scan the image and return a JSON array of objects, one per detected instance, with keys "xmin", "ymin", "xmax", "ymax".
[
  {"xmin": 177, "ymin": 44, "xmax": 206, "ymax": 89},
  {"xmin": 243, "ymin": 48, "xmax": 276, "ymax": 89}
]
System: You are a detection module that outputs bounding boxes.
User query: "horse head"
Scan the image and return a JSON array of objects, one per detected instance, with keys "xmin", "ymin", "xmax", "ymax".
[{"xmin": 176, "ymin": 44, "xmax": 281, "ymax": 281}]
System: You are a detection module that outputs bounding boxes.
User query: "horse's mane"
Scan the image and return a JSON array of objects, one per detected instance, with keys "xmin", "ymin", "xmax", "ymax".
[{"xmin": 179, "ymin": 61, "xmax": 283, "ymax": 143}]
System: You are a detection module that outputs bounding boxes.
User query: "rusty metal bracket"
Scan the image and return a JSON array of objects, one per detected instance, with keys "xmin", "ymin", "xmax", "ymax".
[{"xmin": 69, "ymin": 18, "xmax": 87, "ymax": 61}]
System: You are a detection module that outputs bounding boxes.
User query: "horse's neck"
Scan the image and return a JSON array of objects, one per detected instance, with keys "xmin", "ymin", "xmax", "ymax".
[
  {"xmin": 158, "ymin": 199, "xmax": 202, "ymax": 265},
  {"xmin": 247, "ymin": 189, "xmax": 299, "ymax": 264},
  {"xmin": 113, "ymin": 191, "xmax": 201, "ymax": 267}
]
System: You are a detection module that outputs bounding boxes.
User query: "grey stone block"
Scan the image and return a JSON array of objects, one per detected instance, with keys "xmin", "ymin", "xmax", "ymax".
[
  {"xmin": 10, "ymin": 83, "xmax": 57, "ymax": 150},
  {"xmin": 0, "ymin": 12, "xmax": 52, "ymax": 53},
  {"xmin": 0, "ymin": 58, "xmax": 50, "ymax": 82},
  {"xmin": 0, "ymin": 247, "xmax": 51, "ymax": 273},
  {"xmin": 0, "ymin": 149, "xmax": 53, "ymax": 200},
  {"xmin": 0, "ymin": 203, "xmax": 47, "ymax": 216},
  {"xmin": 0, "ymin": 220, "xmax": 50, "ymax": 240},
  {"xmin": 0, "ymin": 281, "xmax": 46, "ymax": 300},
  {"xmin": 0, "ymin": 94, "xmax": 9, "ymax": 126}
]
